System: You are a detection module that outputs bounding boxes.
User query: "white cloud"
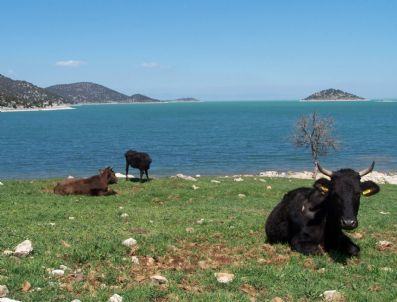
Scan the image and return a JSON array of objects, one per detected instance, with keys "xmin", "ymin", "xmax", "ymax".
[
  {"xmin": 55, "ymin": 60, "xmax": 86, "ymax": 67},
  {"xmin": 141, "ymin": 62, "xmax": 161, "ymax": 69}
]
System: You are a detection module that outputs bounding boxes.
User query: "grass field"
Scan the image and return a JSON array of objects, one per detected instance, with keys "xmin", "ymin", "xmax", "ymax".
[{"xmin": 0, "ymin": 176, "xmax": 396, "ymax": 301}]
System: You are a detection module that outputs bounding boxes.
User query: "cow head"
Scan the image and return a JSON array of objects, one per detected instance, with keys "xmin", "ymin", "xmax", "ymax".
[
  {"xmin": 101, "ymin": 167, "xmax": 118, "ymax": 184},
  {"xmin": 315, "ymin": 162, "xmax": 380, "ymax": 230}
]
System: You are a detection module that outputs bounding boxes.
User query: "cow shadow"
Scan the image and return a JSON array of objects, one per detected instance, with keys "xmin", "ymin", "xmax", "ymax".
[
  {"xmin": 327, "ymin": 251, "xmax": 350, "ymax": 264},
  {"xmin": 126, "ymin": 178, "xmax": 150, "ymax": 183}
]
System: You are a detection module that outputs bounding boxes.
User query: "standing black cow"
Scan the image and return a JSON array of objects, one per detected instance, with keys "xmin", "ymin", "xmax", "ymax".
[
  {"xmin": 125, "ymin": 150, "xmax": 152, "ymax": 182},
  {"xmin": 265, "ymin": 162, "xmax": 380, "ymax": 256}
]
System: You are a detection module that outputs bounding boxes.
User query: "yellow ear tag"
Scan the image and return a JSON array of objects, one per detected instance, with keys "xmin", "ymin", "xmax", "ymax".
[
  {"xmin": 362, "ymin": 189, "xmax": 372, "ymax": 196},
  {"xmin": 320, "ymin": 185, "xmax": 329, "ymax": 193}
]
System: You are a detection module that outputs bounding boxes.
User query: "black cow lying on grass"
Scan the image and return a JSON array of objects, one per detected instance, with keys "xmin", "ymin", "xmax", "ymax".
[
  {"xmin": 125, "ymin": 150, "xmax": 152, "ymax": 182},
  {"xmin": 54, "ymin": 167, "xmax": 118, "ymax": 196},
  {"xmin": 265, "ymin": 162, "xmax": 380, "ymax": 256}
]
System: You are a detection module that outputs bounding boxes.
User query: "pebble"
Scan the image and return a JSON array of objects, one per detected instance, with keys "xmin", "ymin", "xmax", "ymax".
[
  {"xmin": 59, "ymin": 265, "xmax": 68, "ymax": 270},
  {"xmin": 69, "ymin": 217, "xmax": 75, "ymax": 220},
  {"xmin": 120, "ymin": 213, "xmax": 129, "ymax": 218},
  {"xmin": 50, "ymin": 269, "xmax": 65, "ymax": 277},
  {"xmin": 196, "ymin": 218, "xmax": 205, "ymax": 224},
  {"xmin": 131, "ymin": 256, "xmax": 139, "ymax": 264},
  {"xmin": 108, "ymin": 294, "xmax": 123, "ymax": 302},
  {"xmin": 266, "ymin": 185, "xmax": 272, "ymax": 190},
  {"xmin": 321, "ymin": 290, "xmax": 342, "ymax": 301},
  {"xmin": 234, "ymin": 177, "xmax": 244, "ymax": 182},
  {"xmin": 150, "ymin": 275, "xmax": 168, "ymax": 285},
  {"xmin": 14, "ymin": 240, "xmax": 33, "ymax": 257},
  {"xmin": 0, "ymin": 285, "xmax": 9, "ymax": 298},
  {"xmin": 2, "ymin": 250, "xmax": 13, "ymax": 256},
  {"xmin": 192, "ymin": 185, "xmax": 199, "ymax": 190},
  {"xmin": 176, "ymin": 174, "xmax": 197, "ymax": 181},
  {"xmin": 71, "ymin": 300, "xmax": 82, "ymax": 302},
  {"xmin": 0, "ymin": 298, "xmax": 22, "ymax": 302},
  {"xmin": 238, "ymin": 193, "xmax": 246, "ymax": 198},
  {"xmin": 0, "ymin": 182, "xmax": 3, "ymax": 186},
  {"xmin": 211, "ymin": 180, "xmax": 221, "ymax": 183},
  {"xmin": 214, "ymin": 272, "xmax": 235, "ymax": 283},
  {"xmin": 122, "ymin": 238, "xmax": 137, "ymax": 247}
]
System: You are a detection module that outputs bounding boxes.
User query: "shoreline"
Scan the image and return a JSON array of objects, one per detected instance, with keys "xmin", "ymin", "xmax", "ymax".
[
  {"xmin": 1, "ymin": 170, "xmax": 396, "ymax": 185},
  {"xmin": 0, "ymin": 105, "xmax": 75, "ymax": 112}
]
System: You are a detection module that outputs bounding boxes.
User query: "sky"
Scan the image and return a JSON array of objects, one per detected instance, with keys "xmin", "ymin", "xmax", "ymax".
[{"xmin": 0, "ymin": 0, "xmax": 396, "ymax": 100}]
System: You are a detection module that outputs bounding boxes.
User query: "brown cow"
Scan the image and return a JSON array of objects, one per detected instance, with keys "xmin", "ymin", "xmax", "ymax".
[{"xmin": 54, "ymin": 167, "xmax": 118, "ymax": 196}]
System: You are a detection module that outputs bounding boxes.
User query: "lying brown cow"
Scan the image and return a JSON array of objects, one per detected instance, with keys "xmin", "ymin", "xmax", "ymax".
[{"xmin": 54, "ymin": 167, "xmax": 118, "ymax": 196}]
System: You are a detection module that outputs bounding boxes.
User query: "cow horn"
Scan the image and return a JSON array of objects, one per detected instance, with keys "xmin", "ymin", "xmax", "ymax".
[
  {"xmin": 359, "ymin": 161, "xmax": 375, "ymax": 177},
  {"xmin": 316, "ymin": 161, "xmax": 333, "ymax": 177}
]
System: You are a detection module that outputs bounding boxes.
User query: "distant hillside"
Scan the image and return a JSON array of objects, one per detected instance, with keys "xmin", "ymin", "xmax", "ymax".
[
  {"xmin": 304, "ymin": 88, "xmax": 364, "ymax": 101},
  {"xmin": 129, "ymin": 94, "xmax": 160, "ymax": 103},
  {"xmin": 46, "ymin": 82, "xmax": 130, "ymax": 103},
  {"xmin": 0, "ymin": 74, "xmax": 65, "ymax": 108}
]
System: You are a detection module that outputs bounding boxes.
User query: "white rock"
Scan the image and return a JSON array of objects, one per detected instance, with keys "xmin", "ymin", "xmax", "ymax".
[
  {"xmin": 69, "ymin": 217, "xmax": 75, "ymax": 220},
  {"xmin": 195, "ymin": 174, "xmax": 201, "ymax": 178},
  {"xmin": 176, "ymin": 173, "xmax": 197, "ymax": 181},
  {"xmin": 0, "ymin": 298, "xmax": 22, "ymax": 302},
  {"xmin": 119, "ymin": 206, "xmax": 124, "ymax": 210},
  {"xmin": 50, "ymin": 269, "xmax": 65, "ymax": 277},
  {"xmin": 381, "ymin": 267, "xmax": 393, "ymax": 272},
  {"xmin": 214, "ymin": 272, "xmax": 235, "ymax": 283},
  {"xmin": 120, "ymin": 213, "xmax": 129, "ymax": 218},
  {"xmin": 14, "ymin": 239, "xmax": 33, "ymax": 257},
  {"xmin": 115, "ymin": 172, "xmax": 133, "ymax": 179},
  {"xmin": 59, "ymin": 265, "xmax": 68, "ymax": 270},
  {"xmin": 238, "ymin": 194, "xmax": 246, "ymax": 198},
  {"xmin": 211, "ymin": 180, "xmax": 221, "ymax": 183},
  {"xmin": 379, "ymin": 211, "xmax": 390, "ymax": 215},
  {"xmin": 131, "ymin": 256, "xmax": 139, "ymax": 264},
  {"xmin": 234, "ymin": 177, "xmax": 244, "ymax": 182},
  {"xmin": 192, "ymin": 185, "xmax": 199, "ymax": 190},
  {"xmin": 0, "ymin": 182, "xmax": 3, "ymax": 186},
  {"xmin": 67, "ymin": 175, "xmax": 74, "ymax": 179},
  {"xmin": 122, "ymin": 238, "xmax": 137, "ymax": 247},
  {"xmin": 196, "ymin": 218, "xmax": 205, "ymax": 224},
  {"xmin": 321, "ymin": 290, "xmax": 342, "ymax": 301},
  {"xmin": 0, "ymin": 285, "xmax": 9, "ymax": 298},
  {"xmin": 259, "ymin": 179, "xmax": 267, "ymax": 182},
  {"xmin": 49, "ymin": 222, "xmax": 56, "ymax": 226},
  {"xmin": 108, "ymin": 294, "xmax": 123, "ymax": 302},
  {"xmin": 150, "ymin": 275, "xmax": 168, "ymax": 285},
  {"xmin": 71, "ymin": 300, "xmax": 82, "ymax": 302},
  {"xmin": 266, "ymin": 185, "xmax": 272, "ymax": 190}
]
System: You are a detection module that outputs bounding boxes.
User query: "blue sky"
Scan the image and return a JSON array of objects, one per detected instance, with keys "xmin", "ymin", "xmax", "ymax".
[{"xmin": 0, "ymin": 0, "xmax": 396, "ymax": 100}]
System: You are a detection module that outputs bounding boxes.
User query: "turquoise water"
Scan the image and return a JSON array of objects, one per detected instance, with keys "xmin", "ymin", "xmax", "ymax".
[{"xmin": 0, "ymin": 101, "xmax": 396, "ymax": 179}]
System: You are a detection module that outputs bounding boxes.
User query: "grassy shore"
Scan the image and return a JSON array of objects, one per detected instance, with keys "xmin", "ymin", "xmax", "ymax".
[{"xmin": 0, "ymin": 176, "xmax": 396, "ymax": 301}]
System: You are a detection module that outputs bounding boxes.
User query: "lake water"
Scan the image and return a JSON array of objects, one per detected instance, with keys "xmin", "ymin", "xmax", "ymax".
[{"xmin": 1, "ymin": 101, "xmax": 396, "ymax": 179}]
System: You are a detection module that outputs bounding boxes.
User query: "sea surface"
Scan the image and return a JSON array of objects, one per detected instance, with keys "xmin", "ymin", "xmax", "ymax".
[{"xmin": 1, "ymin": 101, "xmax": 396, "ymax": 179}]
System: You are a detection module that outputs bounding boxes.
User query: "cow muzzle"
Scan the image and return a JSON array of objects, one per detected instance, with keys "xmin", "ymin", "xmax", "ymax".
[{"xmin": 341, "ymin": 218, "xmax": 358, "ymax": 230}]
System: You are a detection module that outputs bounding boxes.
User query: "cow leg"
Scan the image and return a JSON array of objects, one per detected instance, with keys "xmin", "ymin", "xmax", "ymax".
[
  {"xmin": 125, "ymin": 163, "xmax": 129, "ymax": 181},
  {"xmin": 337, "ymin": 233, "xmax": 360, "ymax": 256},
  {"xmin": 139, "ymin": 170, "xmax": 144, "ymax": 182},
  {"xmin": 145, "ymin": 170, "xmax": 149, "ymax": 181},
  {"xmin": 291, "ymin": 235, "xmax": 323, "ymax": 255}
]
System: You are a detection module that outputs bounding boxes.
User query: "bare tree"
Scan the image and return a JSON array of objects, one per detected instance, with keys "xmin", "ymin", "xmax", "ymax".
[{"xmin": 292, "ymin": 112, "xmax": 339, "ymax": 178}]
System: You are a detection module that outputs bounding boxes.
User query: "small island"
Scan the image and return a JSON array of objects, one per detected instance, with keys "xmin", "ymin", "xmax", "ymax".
[{"xmin": 303, "ymin": 88, "xmax": 365, "ymax": 101}]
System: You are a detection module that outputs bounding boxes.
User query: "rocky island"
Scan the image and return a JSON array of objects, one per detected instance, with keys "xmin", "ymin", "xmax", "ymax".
[{"xmin": 303, "ymin": 88, "xmax": 365, "ymax": 101}]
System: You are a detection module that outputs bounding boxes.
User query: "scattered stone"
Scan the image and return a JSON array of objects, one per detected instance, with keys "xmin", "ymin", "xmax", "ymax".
[
  {"xmin": 186, "ymin": 227, "xmax": 194, "ymax": 233},
  {"xmin": 50, "ymin": 269, "xmax": 65, "ymax": 277},
  {"xmin": 377, "ymin": 240, "xmax": 392, "ymax": 251},
  {"xmin": 234, "ymin": 177, "xmax": 244, "ymax": 182},
  {"xmin": 150, "ymin": 275, "xmax": 168, "ymax": 285},
  {"xmin": 14, "ymin": 240, "xmax": 33, "ymax": 257},
  {"xmin": 321, "ymin": 290, "xmax": 343, "ymax": 301},
  {"xmin": 2, "ymin": 250, "xmax": 13, "ymax": 256},
  {"xmin": 238, "ymin": 193, "xmax": 246, "ymax": 198},
  {"xmin": 214, "ymin": 272, "xmax": 235, "ymax": 283},
  {"xmin": 119, "ymin": 206, "xmax": 124, "ymax": 210},
  {"xmin": 211, "ymin": 179, "xmax": 221, "ymax": 183},
  {"xmin": 0, "ymin": 182, "xmax": 3, "ymax": 186},
  {"xmin": 379, "ymin": 211, "xmax": 390, "ymax": 215},
  {"xmin": 196, "ymin": 218, "xmax": 205, "ymax": 224},
  {"xmin": 0, "ymin": 298, "xmax": 22, "ymax": 302},
  {"xmin": 71, "ymin": 300, "xmax": 82, "ymax": 302},
  {"xmin": 351, "ymin": 232, "xmax": 363, "ymax": 240},
  {"xmin": 0, "ymin": 285, "xmax": 9, "ymax": 298},
  {"xmin": 146, "ymin": 257, "xmax": 155, "ymax": 266},
  {"xmin": 195, "ymin": 174, "xmax": 201, "ymax": 178},
  {"xmin": 192, "ymin": 185, "xmax": 199, "ymax": 190},
  {"xmin": 266, "ymin": 185, "xmax": 272, "ymax": 190},
  {"xmin": 67, "ymin": 175, "xmax": 74, "ymax": 179},
  {"xmin": 131, "ymin": 256, "xmax": 139, "ymax": 264},
  {"xmin": 259, "ymin": 179, "xmax": 267, "ymax": 183},
  {"xmin": 317, "ymin": 268, "xmax": 326, "ymax": 274},
  {"xmin": 272, "ymin": 298, "xmax": 284, "ymax": 302},
  {"xmin": 108, "ymin": 294, "xmax": 123, "ymax": 302},
  {"xmin": 120, "ymin": 213, "xmax": 129, "ymax": 218},
  {"xmin": 381, "ymin": 267, "xmax": 393, "ymax": 272},
  {"xmin": 59, "ymin": 265, "xmax": 68, "ymax": 270},
  {"xmin": 69, "ymin": 217, "xmax": 75, "ymax": 220},
  {"xmin": 176, "ymin": 174, "xmax": 197, "ymax": 181},
  {"xmin": 21, "ymin": 281, "xmax": 32, "ymax": 292},
  {"xmin": 122, "ymin": 238, "xmax": 137, "ymax": 247},
  {"xmin": 48, "ymin": 222, "xmax": 56, "ymax": 226}
]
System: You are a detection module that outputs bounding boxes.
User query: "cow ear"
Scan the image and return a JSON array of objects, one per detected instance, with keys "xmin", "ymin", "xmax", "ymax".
[
  {"xmin": 314, "ymin": 178, "xmax": 330, "ymax": 194},
  {"xmin": 361, "ymin": 181, "xmax": 380, "ymax": 197}
]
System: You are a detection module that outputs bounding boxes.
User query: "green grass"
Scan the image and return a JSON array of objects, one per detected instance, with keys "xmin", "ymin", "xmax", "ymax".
[{"xmin": 0, "ymin": 176, "xmax": 396, "ymax": 302}]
